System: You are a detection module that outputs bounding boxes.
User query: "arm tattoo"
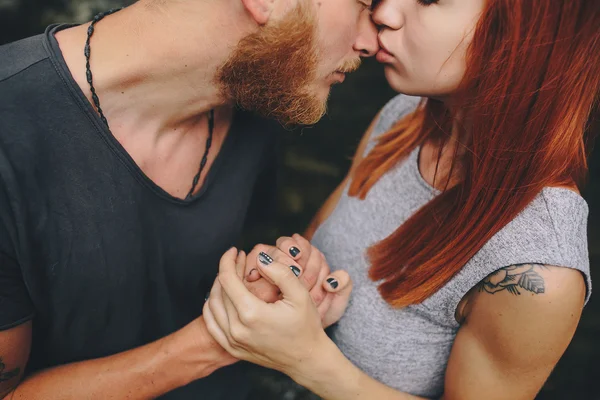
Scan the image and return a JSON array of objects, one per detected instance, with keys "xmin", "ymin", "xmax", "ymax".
[
  {"xmin": 478, "ymin": 264, "xmax": 546, "ymax": 296},
  {"xmin": 0, "ymin": 358, "xmax": 20, "ymax": 383}
]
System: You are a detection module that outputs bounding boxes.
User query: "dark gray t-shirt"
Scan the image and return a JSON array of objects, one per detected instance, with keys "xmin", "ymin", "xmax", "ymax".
[{"xmin": 0, "ymin": 24, "xmax": 279, "ymax": 399}]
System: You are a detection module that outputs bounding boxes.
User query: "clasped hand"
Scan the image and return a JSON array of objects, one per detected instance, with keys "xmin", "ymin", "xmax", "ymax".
[{"xmin": 202, "ymin": 234, "xmax": 352, "ymax": 374}]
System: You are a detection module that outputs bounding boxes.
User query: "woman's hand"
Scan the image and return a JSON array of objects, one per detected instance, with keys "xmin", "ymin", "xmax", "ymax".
[
  {"xmin": 202, "ymin": 248, "xmax": 351, "ymax": 376},
  {"xmin": 243, "ymin": 234, "xmax": 352, "ymax": 326}
]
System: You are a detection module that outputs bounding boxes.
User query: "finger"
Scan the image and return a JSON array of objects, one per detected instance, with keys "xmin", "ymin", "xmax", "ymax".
[
  {"xmin": 288, "ymin": 234, "xmax": 313, "ymax": 268},
  {"xmin": 243, "ymin": 246, "xmax": 281, "ymax": 303},
  {"xmin": 251, "ymin": 245, "xmax": 303, "ymax": 285},
  {"xmin": 256, "ymin": 252, "xmax": 307, "ymax": 303},
  {"xmin": 203, "ymin": 302, "xmax": 235, "ymax": 353},
  {"xmin": 244, "ymin": 279, "xmax": 281, "ymax": 303},
  {"xmin": 223, "ymin": 289, "xmax": 245, "ymax": 331},
  {"xmin": 316, "ymin": 291, "xmax": 334, "ymax": 322},
  {"xmin": 308, "ymin": 254, "xmax": 330, "ymax": 306},
  {"xmin": 321, "ymin": 271, "xmax": 353, "ymax": 328},
  {"xmin": 207, "ymin": 276, "xmax": 231, "ymax": 335},
  {"xmin": 246, "ymin": 268, "xmax": 261, "ymax": 282},
  {"xmin": 222, "ymin": 251, "xmax": 249, "ymax": 326},
  {"xmin": 276, "ymin": 236, "xmax": 303, "ymax": 260},
  {"xmin": 266, "ymin": 246, "xmax": 303, "ymax": 279},
  {"xmin": 323, "ymin": 270, "xmax": 353, "ymax": 295},
  {"xmin": 218, "ymin": 248, "xmax": 261, "ymax": 314},
  {"xmin": 244, "ymin": 246, "xmax": 261, "ymax": 283},
  {"xmin": 298, "ymin": 244, "xmax": 325, "ymax": 291},
  {"xmin": 223, "ymin": 251, "xmax": 247, "ymax": 326},
  {"xmin": 235, "ymin": 250, "xmax": 246, "ymax": 279}
]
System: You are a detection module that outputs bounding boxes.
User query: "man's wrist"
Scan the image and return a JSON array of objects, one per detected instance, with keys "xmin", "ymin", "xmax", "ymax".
[{"xmin": 165, "ymin": 316, "xmax": 238, "ymax": 386}]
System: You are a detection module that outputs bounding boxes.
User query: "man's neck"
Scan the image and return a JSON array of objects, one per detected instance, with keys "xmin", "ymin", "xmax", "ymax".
[{"xmin": 55, "ymin": 0, "xmax": 253, "ymax": 137}]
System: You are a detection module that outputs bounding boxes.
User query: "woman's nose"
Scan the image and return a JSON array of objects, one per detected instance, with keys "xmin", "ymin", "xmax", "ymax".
[{"xmin": 371, "ymin": 0, "xmax": 403, "ymax": 31}]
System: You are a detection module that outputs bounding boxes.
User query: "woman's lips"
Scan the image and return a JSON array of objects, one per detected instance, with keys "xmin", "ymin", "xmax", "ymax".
[
  {"xmin": 377, "ymin": 38, "xmax": 396, "ymax": 64},
  {"xmin": 376, "ymin": 48, "xmax": 395, "ymax": 64}
]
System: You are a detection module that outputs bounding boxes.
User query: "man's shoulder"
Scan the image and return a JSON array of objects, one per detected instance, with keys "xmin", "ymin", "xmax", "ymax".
[{"xmin": 0, "ymin": 32, "xmax": 50, "ymax": 83}]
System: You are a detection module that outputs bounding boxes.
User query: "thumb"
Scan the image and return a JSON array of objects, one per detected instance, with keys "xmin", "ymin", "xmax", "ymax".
[
  {"xmin": 321, "ymin": 270, "xmax": 353, "ymax": 329},
  {"xmin": 256, "ymin": 252, "xmax": 305, "ymax": 302},
  {"xmin": 322, "ymin": 270, "xmax": 352, "ymax": 296},
  {"xmin": 235, "ymin": 250, "xmax": 247, "ymax": 279}
]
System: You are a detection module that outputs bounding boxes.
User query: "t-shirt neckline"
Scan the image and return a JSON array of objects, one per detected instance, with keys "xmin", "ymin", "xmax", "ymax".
[{"xmin": 42, "ymin": 23, "xmax": 238, "ymax": 206}]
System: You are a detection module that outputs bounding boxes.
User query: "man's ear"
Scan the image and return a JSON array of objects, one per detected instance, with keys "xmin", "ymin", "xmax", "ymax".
[{"xmin": 241, "ymin": 0, "xmax": 276, "ymax": 25}]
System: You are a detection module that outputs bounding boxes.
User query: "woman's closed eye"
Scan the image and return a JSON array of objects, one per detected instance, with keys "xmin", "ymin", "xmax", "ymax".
[
  {"xmin": 417, "ymin": 0, "xmax": 439, "ymax": 6},
  {"xmin": 358, "ymin": 0, "xmax": 373, "ymax": 10}
]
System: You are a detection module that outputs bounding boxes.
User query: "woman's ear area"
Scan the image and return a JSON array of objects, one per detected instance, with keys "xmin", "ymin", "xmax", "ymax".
[{"xmin": 240, "ymin": 0, "xmax": 277, "ymax": 25}]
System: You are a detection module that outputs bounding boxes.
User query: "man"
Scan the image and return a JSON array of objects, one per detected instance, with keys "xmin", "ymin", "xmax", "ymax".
[{"xmin": 0, "ymin": 0, "xmax": 378, "ymax": 398}]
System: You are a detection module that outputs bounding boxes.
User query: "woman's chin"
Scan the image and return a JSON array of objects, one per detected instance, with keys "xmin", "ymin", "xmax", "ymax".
[{"xmin": 383, "ymin": 68, "xmax": 452, "ymax": 100}]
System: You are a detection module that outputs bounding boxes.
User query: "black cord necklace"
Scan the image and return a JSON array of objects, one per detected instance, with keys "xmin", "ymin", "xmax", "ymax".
[{"xmin": 85, "ymin": 8, "xmax": 214, "ymax": 200}]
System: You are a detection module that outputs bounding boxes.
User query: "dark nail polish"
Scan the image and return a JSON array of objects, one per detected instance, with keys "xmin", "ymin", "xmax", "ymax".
[
  {"xmin": 327, "ymin": 277, "xmax": 339, "ymax": 289},
  {"xmin": 289, "ymin": 247, "xmax": 301, "ymax": 257},
  {"xmin": 290, "ymin": 265, "xmax": 301, "ymax": 277},
  {"xmin": 258, "ymin": 252, "xmax": 274, "ymax": 266},
  {"xmin": 204, "ymin": 292, "xmax": 210, "ymax": 302}
]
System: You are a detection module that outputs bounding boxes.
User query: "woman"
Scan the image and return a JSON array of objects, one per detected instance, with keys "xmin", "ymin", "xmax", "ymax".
[{"xmin": 203, "ymin": 0, "xmax": 599, "ymax": 398}]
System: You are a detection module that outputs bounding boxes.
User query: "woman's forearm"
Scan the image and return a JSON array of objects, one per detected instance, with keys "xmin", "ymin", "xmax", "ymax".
[{"xmin": 291, "ymin": 338, "xmax": 427, "ymax": 400}]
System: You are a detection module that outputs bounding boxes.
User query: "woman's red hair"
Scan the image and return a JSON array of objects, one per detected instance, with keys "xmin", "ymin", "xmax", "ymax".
[{"xmin": 349, "ymin": 0, "xmax": 600, "ymax": 307}]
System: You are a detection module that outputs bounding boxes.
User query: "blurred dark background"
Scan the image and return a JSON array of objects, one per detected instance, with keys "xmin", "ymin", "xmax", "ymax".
[{"xmin": 1, "ymin": 1, "xmax": 598, "ymax": 399}]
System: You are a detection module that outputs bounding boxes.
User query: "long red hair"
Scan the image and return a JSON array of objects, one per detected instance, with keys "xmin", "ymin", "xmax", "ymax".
[{"xmin": 349, "ymin": 0, "xmax": 600, "ymax": 307}]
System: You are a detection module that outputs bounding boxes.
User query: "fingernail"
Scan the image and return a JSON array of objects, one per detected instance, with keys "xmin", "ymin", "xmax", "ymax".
[
  {"xmin": 327, "ymin": 277, "xmax": 339, "ymax": 289},
  {"xmin": 204, "ymin": 292, "xmax": 210, "ymax": 302},
  {"xmin": 290, "ymin": 265, "xmax": 301, "ymax": 277},
  {"xmin": 289, "ymin": 247, "xmax": 300, "ymax": 257},
  {"xmin": 258, "ymin": 252, "xmax": 273, "ymax": 266}
]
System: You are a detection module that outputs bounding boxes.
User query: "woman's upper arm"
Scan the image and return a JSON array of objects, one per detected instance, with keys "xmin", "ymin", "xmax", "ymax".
[
  {"xmin": 0, "ymin": 320, "xmax": 31, "ymax": 398},
  {"xmin": 443, "ymin": 264, "xmax": 586, "ymax": 400}
]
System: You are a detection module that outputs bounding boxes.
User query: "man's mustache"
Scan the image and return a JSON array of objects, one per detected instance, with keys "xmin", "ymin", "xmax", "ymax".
[{"xmin": 337, "ymin": 58, "xmax": 362, "ymax": 74}]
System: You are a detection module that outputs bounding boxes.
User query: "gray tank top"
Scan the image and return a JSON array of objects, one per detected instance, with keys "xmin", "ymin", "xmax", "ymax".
[{"xmin": 311, "ymin": 94, "xmax": 592, "ymax": 398}]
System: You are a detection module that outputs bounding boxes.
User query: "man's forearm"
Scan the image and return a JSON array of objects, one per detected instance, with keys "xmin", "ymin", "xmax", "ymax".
[{"xmin": 3, "ymin": 317, "xmax": 236, "ymax": 400}]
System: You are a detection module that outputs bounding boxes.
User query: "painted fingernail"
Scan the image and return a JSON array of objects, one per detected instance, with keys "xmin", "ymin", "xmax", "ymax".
[
  {"xmin": 290, "ymin": 265, "xmax": 301, "ymax": 277},
  {"xmin": 327, "ymin": 277, "xmax": 339, "ymax": 289},
  {"xmin": 289, "ymin": 247, "xmax": 300, "ymax": 257},
  {"xmin": 258, "ymin": 252, "xmax": 274, "ymax": 266},
  {"xmin": 204, "ymin": 291, "xmax": 210, "ymax": 302}
]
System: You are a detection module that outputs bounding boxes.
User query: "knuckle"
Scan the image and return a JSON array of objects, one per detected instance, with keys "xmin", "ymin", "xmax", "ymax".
[
  {"xmin": 259, "ymin": 287, "xmax": 280, "ymax": 303},
  {"xmin": 294, "ymin": 233, "xmax": 311, "ymax": 247},
  {"xmin": 239, "ymin": 307, "xmax": 258, "ymax": 326},
  {"xmin": 252, "ymin": 243, "xmax": 270, "ymax": 254},
  {"xmin": 283, "ymin": 270, "xmax": 299, "ymax": 286},
  {"xmin": 272, "ymin": 250, "xmax": 294, "ymax": 265},
  {"xmin": 303, "ymin": 268, "xmax": 319, "ymax": 285},
  {"xmin": 311, "ymin": 290, "xmax": 326, "ymax": 305},
  {"xmin": 247, "ymin": 280, "xmax": 279, "ymax": 302},
  {"xmin": 229, "ymin": 323, "xmax": 249, "ymax": 343},
  {"xmin": 276, "ymin": 236, "xmax": 293, "ymax": 249}
]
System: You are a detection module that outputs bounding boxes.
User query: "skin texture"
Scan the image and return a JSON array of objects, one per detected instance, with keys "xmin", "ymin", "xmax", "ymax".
[
  {"xmin": 0, "ymin": 0, "xmax": 379, "ymax": 398},
  {"xmin": 373, "ymin": 0, "xmax": 486, "ymax": 97},
  {"xmin": 203, "ymin": 1, "xmax": 588, "ymax": 399}
]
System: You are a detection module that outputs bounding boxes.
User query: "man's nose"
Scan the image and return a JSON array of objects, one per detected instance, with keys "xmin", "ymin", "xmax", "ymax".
[{"xmin": 354, "ymin": 10, "xmax": 380, "ymax": 57}]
